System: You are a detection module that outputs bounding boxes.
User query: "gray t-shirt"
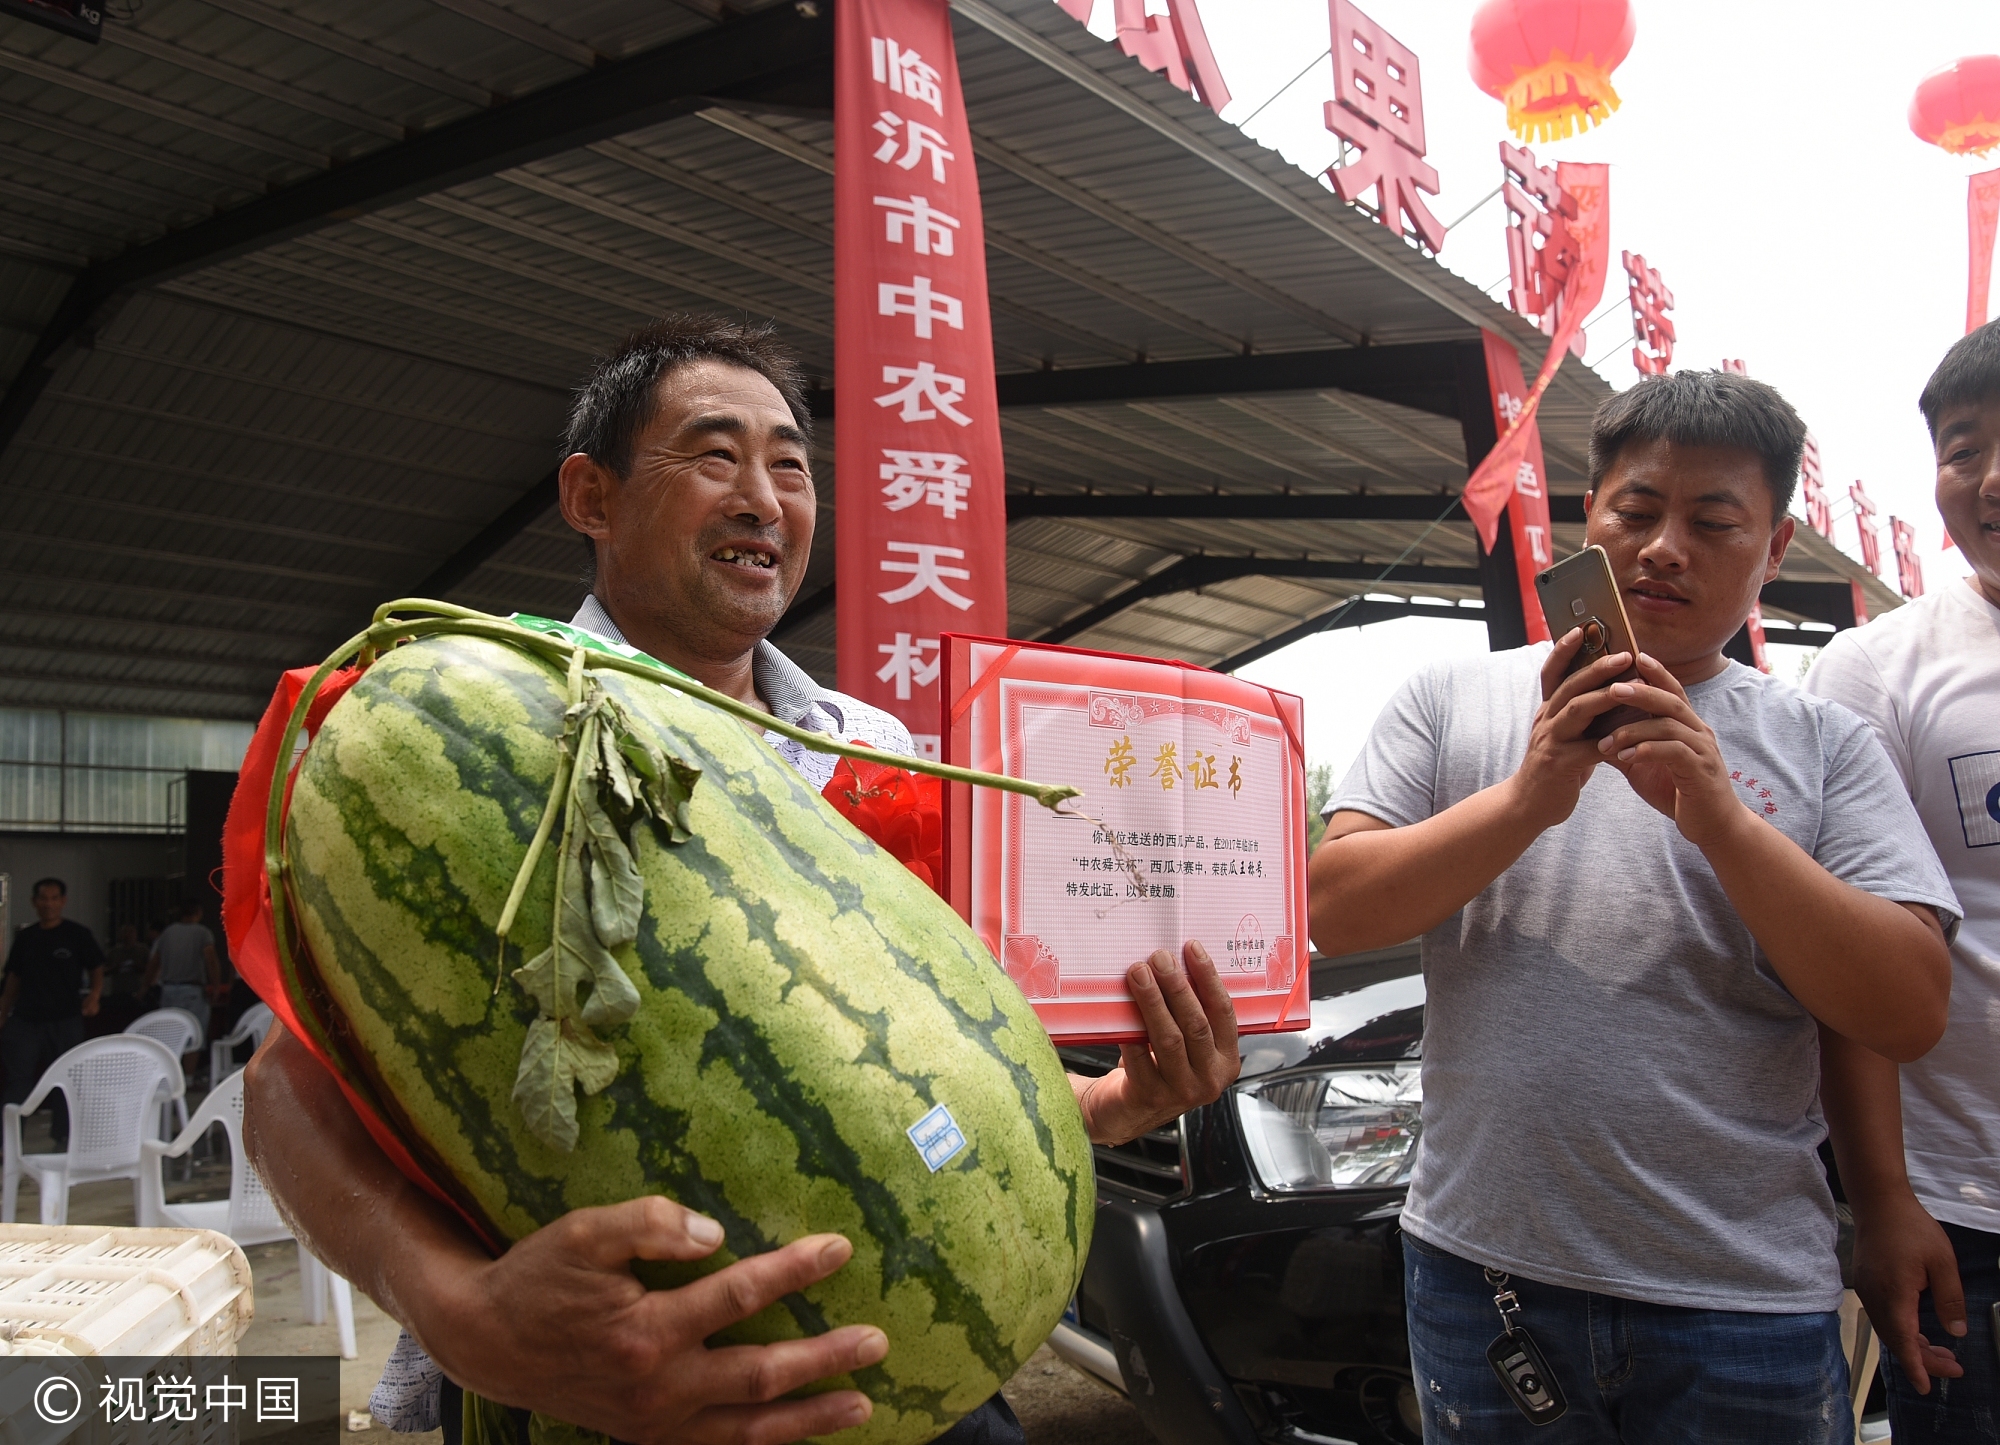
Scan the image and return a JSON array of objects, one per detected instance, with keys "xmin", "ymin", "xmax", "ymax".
[
  {"xmin": 151, "ymin": 922, "xmax": 213, "ymax": 986},
  {"xmin": 1331, "ymin": 646, "xmax": 1959, "ymax": 1313}
]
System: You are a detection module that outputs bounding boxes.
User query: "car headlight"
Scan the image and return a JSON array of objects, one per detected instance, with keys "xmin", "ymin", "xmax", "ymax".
[{"xmin": 1233, "ymin": 1063, "xmax": 1422, "ymax": 1193}]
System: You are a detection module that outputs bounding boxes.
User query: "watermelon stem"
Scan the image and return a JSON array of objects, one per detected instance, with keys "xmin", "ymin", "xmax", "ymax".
[
  {"xmin": 494, "ymin": 646, "xmax": 588, "ymax": 994},
  {"xmin": 266, "ymin": 601, "xmax": 1084, "ymax": 1048},
  {"xmin": 362, "ymin": 601, "xmax": 1086, "ymax": 814}
]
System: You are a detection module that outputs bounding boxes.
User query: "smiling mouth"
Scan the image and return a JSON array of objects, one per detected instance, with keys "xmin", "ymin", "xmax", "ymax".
[{"xmin": 712, "ymin": 546, "xmax": 777, "ymax": 571}]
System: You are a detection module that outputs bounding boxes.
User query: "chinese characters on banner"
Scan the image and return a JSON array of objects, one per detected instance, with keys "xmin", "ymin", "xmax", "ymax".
[
  {"xmin": 1849, "ymin": 480, "xmax": 1883, "ymax": 577},
  {"xmin": 1479, "ymin": 330, "xmax": 1554, "ymax": 643},
  {"xmin": 1968, "ymin": 168, "xmax": 2000, "ymax": 334},
  {"xmin": 1892, "ymin": 517, "xmax": 1925, "ymax": 597},
  {"xmin": 1799, "ymin": 433, "xmax": 1833, "ymax": 539},
  {"xmin": 1053, "ymin": 0, "xmax": 1230, "ymax": 111},
  {"xmin": 1502, "ymin": 142, "xmax": 1582, "ymax": 356},
  {"xmin": 942, "ymin": 636, "xmax": 1309, "ymax": 1044},
  {"xmin": 1622, "ymin": 250, "xmax": 1674, "ymax": 375},
  {"xmin": 1322, "ymin": 0, "xmax": 1445, "ymax": 252},
  {"xmin": 1462, "ymin": 161, "xmax": 1609, "ymax": 557},
  {"xmin": 836, "ymin": 0, "xmax": 1007, "ymax": 758},
  {"xmin": 1720, "ymin": 357, "xmax": 1748, "ymax": 375}
]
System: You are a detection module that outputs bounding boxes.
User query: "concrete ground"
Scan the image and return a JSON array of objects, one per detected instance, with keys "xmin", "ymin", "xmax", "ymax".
[{"xmin": 11, "ymin": 1106, "xmax": 1155, "ymax": 1445}]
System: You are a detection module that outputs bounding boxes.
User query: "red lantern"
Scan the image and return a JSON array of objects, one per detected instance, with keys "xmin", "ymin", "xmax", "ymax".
[
  {"xmin": 1909, "ymin": 56, "xmax": 2000, "ymax": 157},
  {"xmin": 1468, "ymin": 0, "xmax": 1636, "ymax": 144}
]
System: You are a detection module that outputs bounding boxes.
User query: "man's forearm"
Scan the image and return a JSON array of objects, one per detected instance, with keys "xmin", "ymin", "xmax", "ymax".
[
  {"xmin": 1700, "ymin": 809, "xmax": 1948, "ymax": 1059},
  {"xmin": 243, "ymin": 1023, "xmax": 487, "ymax": 1338},
  {"xmin": 1819, "ymin": 1026, "xmax": 1913, "ymax": 1210},
  {"xmin": 1309, "ymin": 780, "xmax": 1548, "ymax": 955}
]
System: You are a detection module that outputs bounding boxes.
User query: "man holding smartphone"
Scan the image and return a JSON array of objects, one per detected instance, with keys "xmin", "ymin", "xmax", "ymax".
[
  {"xmin": 1309, "ymin": 370, "xmax": 1959, "ymax": 1440},
  {"xmin": 1806, "ymin": 320, "xmax": 2000, "ymax": 1442}
]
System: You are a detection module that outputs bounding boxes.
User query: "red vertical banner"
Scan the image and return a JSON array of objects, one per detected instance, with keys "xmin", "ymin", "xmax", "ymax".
[
  {"xmin": 1743, "ymin": 600, "xmax": 1770, "ymax": 673},
  {"xmin": 1479, "ymin": 330, "xmax": 1554, "ymax": 644},
  {"xmin": 837, "ymin": 0, "xmax": 1007, "ymax": 760},
  {"xmin": 1968, "ymin": 168, "xmax": 2000, "ymax": 335}
]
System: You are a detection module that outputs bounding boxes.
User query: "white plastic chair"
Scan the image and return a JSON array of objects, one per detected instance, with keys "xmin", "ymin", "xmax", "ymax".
[
  {"xmin": 126, "ymin": 1008, "xmax": 204, "ymax": 1137},
  {"xmin": 2, "ymin": 1034, "xmax": 184, "ymax": 1226},
  {"xmin": 139, "ymin": 1069, "xmax": 356, "ymax": 1357},
  {"xmin": 208, "ymin": 1002, "xmax": 273, "ymax": 1086}
]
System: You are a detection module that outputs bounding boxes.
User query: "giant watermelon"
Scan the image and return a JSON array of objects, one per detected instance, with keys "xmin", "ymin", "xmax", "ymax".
[{"xmin": 278, "ymin": 628, "xmax": 1094, "ymax": 1445}]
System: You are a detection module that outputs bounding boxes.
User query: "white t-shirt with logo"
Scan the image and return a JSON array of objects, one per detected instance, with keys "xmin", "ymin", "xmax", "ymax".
[
  {"xmin": 1808, "ymin": 577, "xmax": 2000, "ymax": 1234},
  {"xmin": 1333, "ymin": 646, "xmax": 1958, "ymax": 1311}
]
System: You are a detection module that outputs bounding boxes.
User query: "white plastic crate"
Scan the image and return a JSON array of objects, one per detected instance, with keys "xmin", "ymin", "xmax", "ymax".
[{"xmin": 0, "ymin": 1225, "xmax": 252, "ymax": 1357}]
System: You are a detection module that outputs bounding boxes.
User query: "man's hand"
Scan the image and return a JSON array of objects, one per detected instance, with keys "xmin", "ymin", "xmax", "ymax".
[
  {"xmin": 1510, "ymin": 628, "xmax": 1635, "ymax": 830},
  {"xmin": 415, "ymin": 1198, "xmax": 887, "ymax": 1445},
  {"xmin": 1592, "ymin": 653, "xmax": 1744, "ymax": 847},
  {"xmin": 246, "ymin": 1026, "xmax": 886, "ymax": 1445},
  {"xmin": 1074, "ymin": 941, "xmax": 1239, "ymax": 1146},
  {"xmin": 1853, "ymin": 1189, "xmax": 1968, "ymax": 1394}
]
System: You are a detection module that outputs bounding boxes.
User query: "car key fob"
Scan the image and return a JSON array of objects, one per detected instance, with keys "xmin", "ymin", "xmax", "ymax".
[{"xmin": 1487, "ymin": 1328, "xmax": 1567, "ymax": 1425}]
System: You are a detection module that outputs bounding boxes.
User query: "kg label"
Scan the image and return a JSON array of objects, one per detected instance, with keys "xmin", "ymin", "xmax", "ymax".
[{"xmin": 907, "ymin": 1104, "xmax": 967, "ymax": 1171}]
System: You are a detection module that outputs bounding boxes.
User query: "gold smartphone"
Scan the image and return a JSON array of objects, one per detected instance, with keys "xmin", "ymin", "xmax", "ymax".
[{"xmin": 1534, "ymin": 545, "xmax": 1646, "ymax": 739}]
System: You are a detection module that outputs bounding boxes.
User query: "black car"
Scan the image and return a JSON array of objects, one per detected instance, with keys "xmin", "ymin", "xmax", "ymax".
[{"xmin": 1050, "ymin": 944, "xmax": 1427, "ymax": 1445}]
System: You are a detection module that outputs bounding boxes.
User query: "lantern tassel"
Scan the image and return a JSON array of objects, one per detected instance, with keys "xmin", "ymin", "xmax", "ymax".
[{"xmin": 1503, "ymin": 51, "xmax": 1623, "ymax": 145}]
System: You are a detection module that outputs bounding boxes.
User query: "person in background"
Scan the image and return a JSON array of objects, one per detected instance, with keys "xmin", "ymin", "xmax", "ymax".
[
  {"xmin": 1807, "ymin": 318, "xmax": 2000, "ymax": 1441},
  {"xmin": 94, "ymin": 922, "xmax": 150, "ymax": 1034},
  {"xmin": 1310, "ymin": 371, "xmax": 1958, "ymax": 1441},
  {"xmin": 0, "ymin": 878, "xmax": 103, "ymax": 1148},
  {"xmin": 145, "ymin": 901, "xmax": 224, "ymax": 1051}
]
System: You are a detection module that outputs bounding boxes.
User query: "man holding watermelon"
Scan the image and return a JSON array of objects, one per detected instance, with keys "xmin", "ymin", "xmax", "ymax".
[{"xmin": 245, "ymin": 316, "xmax": 1240, "ymax": 1445}]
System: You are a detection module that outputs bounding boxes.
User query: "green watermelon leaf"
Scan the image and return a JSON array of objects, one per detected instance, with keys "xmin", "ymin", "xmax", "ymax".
[
  {"xmin": 511, "ymin": 1016, "xmax": 618, "ymax": 1153},
  {"xmin": 578, "ymin": 788, "xmax": 644, "ymax": 950},
  {"xmin": 505, "ymin": 670, "xmax": 701, "ymax": 1152}
]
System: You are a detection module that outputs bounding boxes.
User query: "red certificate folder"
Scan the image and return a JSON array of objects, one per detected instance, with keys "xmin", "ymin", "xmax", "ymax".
[{"xmin": 941, "ymin": 634, "xmax": 1310, "ymax": 1044}]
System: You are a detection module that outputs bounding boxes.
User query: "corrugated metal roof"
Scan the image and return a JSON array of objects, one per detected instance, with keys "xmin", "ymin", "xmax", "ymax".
[{"xmin": 0, "ymin": 0, "xmax": 1896, "ymax": 717}]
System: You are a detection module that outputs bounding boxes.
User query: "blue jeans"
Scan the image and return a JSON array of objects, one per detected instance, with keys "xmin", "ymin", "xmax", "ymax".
[
  {"xmin": 1883, "ymin": 1220, "xmax": 2000, "ymax": 1442},
  {"xmin": 1403, "ymin": 1231, "xmax": 1851, "ymax": 1442}
]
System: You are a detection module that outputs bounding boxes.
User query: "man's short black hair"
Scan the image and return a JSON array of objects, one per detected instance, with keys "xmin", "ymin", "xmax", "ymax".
[
  {"xmin": 1918, "ymin": 318, "xmax": 2000, "ymax": 441},
  {"xmin": 563, "ymin": 313, "xmax": 812, "ymax": 477},
  {"xmin": 30, "ymin": 877, "xmax": 64, "ymax": 898},
  {"xmin": 1587, "ymin": 370, "xmax": 1806, "ymax": 522}
]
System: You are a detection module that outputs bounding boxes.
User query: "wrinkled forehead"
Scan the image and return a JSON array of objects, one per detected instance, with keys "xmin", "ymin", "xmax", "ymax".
[{"xmin": 648, "ymin": 359, "xmax": 803, "ymax": 442}]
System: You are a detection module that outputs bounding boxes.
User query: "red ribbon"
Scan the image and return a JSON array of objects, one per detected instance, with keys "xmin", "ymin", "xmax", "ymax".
[
  {"xmin": 223, "ymin": 666, "xmax": 500, "ymax": 1250},
  {"xmin": 822, "ymin": 748, "xmax": 945, "ymax": 897}
]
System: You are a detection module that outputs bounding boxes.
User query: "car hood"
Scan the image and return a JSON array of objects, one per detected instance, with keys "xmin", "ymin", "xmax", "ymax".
[{"xmin": 1237, "ymin": 944, "xmax": 1424, "ymax": 1078}]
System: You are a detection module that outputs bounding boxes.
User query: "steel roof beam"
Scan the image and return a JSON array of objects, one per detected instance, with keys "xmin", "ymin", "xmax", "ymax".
[
  {"xmin": 685, "ymin": 107, "xmax": 1247, "ymax": 356},
  {"xmin": 420, "ymin": 472, "xmax": 562, "ymax": 598},
  {"xmin": 1006, "ymin": 493, "xmax": 1589, "ymax": 523},
  {"xmin": 1217, "ymin": 598, "xmax": 1482, "ymax": 672},
  {"xmin": 967, "ymin": 128, "xmax": 1365, "ymax": 345},
  {"xmin": 193, "ymin": 0, "xmax": 495, "ymax": 107},
  {"xmin": 0, "ymin": 98, "xmax": 259, "ymax": 192},
  {"xmin": 0, "ymin": 665, "xmax": 276, "ymax": 707},
  {"xmin": 0, "ymin": 1, "xmax": 832, "ymax": 465},
  {"xmin": 807, "ymin": 341, "xmax": 1476, "ymax": 421},
  {"xmin": 0, "ymin": 48, "xmax": 328, "ymax": 166},
  {"xmin": 103, "ymin": 26, "xmax": 409, "ymax": 141},
  {"xmin": 416, "ymin": 193, "xmax": 834, "ymax": 339},
  {"xmin": 1038, "ymin": 556, "xmax": 1484, "ymax": 645},
  {"xmin": 950, "ymin": 0, "xmax": 1537, "ymax": 345},
  {"xmin": 1216, "ymin": 397, "xmax": 1433, "ymax": 488}
]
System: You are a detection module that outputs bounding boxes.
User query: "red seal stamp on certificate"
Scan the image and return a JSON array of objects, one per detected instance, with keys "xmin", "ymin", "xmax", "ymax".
[{"xmin": 941, "ymin": 634, "xmax": 1310, "ymax": 1044}]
